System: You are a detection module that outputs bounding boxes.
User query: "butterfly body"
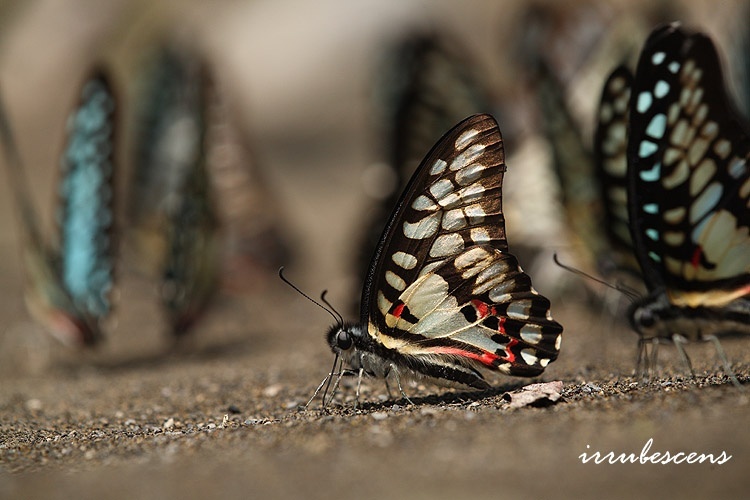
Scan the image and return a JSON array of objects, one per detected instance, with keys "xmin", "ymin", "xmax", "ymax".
[
  {"xmin": 627, "ymin": 23, "xmax": 750, "ymax": 345},
  {"xmin": 324, "ymin": 114, "xmax": 562, "ymax": 396}
]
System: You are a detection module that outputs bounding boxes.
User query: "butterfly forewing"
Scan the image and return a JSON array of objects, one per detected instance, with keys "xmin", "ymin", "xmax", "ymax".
[
  {"xmin": 58, "ymin": 71, "xmax": 117, "ymax": 320},
  {"xmin": 628, "ymin": 24, "xmax": 750, "ymax": 298},
  {"xmin": 594, "ymin": 66, "xmax": 637, "ymax": 264},
  {"xmin": 363, "ymin": 114, "xmax": 562, "ymax": 378}
]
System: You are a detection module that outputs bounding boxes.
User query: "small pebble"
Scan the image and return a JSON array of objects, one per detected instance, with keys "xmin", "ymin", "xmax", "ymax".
[
  {"xmin": 25, "ymin": 399, "xmax": 43, "ymax": 411},
  {"xmin": 371, "ymin": 412, "xmax": 388, "ymax": 421},
  {"xmin": 163, "ymin": 418, "xmax": 175, "ymax": 430},
  {"xmin": 263, "ymin": 384, "xmax": 282, "ymax": 397}
]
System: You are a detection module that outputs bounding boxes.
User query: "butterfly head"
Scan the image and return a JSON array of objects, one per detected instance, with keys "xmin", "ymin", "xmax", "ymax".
[
  {"xmin": 326, "ymin": 322, "xmax": 366, "ymax": 357},
  {"xmin": 628, "ymin": 292, "xmax": 694, "ymax": 341}
]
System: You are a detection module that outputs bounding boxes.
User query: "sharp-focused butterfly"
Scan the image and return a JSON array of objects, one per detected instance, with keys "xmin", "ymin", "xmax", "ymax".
[
  {"xmin": 320, "ymin": 114, "xmax": 563, "ymax": 402},
  {"xmin": 0, "ymin": 69, "xmax": 117, "ymax": 346},
  {"xmin": 626, "ymin": 24, "xmax": 750, "ymax": 357}
]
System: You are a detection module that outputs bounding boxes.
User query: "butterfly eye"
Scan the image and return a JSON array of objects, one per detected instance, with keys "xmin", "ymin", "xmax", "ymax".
[
  {"xmin": 336, "ymin": 330, "xmax": 353, "ymax": 350},
  {"xmin": 635, "ymin": 308, "xmax": 656, "ymax": 330}
]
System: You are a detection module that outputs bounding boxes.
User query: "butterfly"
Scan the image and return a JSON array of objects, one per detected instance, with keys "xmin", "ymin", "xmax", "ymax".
[
  {"xmin": 360, "ymin": 31, "xmax": 492, "ymax": 292},
  {"xmin": 130, "ymin": 45, "xmax": 221, "ymax": 337},
  {"xmin": 316, "ymin": 114, "xmax": 563, "ymax": 404},
  {"xmin": 0, "ymin": 69, "xmax": 117, "ymax": 346},
  {"xmin": 626, "ymin": 23, "xmax": 750, "ymax": 373}
]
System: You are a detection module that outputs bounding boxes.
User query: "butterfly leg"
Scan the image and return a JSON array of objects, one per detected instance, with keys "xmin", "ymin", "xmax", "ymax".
[
  {"xmin": 390, "ymin": 367, "xmax": 413, "ymax": 405},
  {"xmin": 383, "ymin": 377, "xmax": 395, "ymax": 400},
  {"xmin": 704, "ymin": 334, "xmax": 744, "ymax": 390},
  {"xmin": 671, "ymin": 333, "xmax": 695, "ymax": 380},
  {"xmin": 354, "ymin": 367, "xmax": 364, "ymax": 410},
  {"xmin": 649, "ymin": 338, "xmax": 661, "ymax": 378},
  {"xmin": 636, "ymin": 337, "xmax": 648, "ymax": 380},
  {"xmin": 305, "ymin": 374, "xmax": 331, "ymax": 409}
]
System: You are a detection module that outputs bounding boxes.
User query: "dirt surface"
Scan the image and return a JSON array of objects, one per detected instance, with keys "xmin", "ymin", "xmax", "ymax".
[{"xmin": 1, "ymin": 1, "xmax": 749, "ymax": 499}]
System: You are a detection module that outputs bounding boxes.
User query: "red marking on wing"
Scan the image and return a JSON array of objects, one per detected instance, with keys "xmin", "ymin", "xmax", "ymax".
[
  {"xmin": 691, "ymin": 247, "xmax": 702, "ymax": 269},
  {"xmin": 472, "ymin": 299, "xmax": 490, "ymax": 319},
  {"xmin": 391, "ymin": 302, "xmax": 405, "ymax": 318},
  {"xmin": 430, "ymin": 346, "xmax": 501, "ymax": 368},
  {"xmin": 503, "ymin": 338, "xmax": 518, "ymax": 363},
  {"xmin": 498, "ymin": 316, "xmax": 506, "ymax": 335}
]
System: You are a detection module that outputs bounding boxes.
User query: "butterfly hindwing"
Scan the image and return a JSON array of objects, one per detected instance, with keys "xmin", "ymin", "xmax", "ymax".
[
  {"xmin": 363, "ymin": 114, "xmax": 562, "ymax": 380},
  {"xmin": 628, "ymin": 24, "xmax": 750, "ymax": 300}
]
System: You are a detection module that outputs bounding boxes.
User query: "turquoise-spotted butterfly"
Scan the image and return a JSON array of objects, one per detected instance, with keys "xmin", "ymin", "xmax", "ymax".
[
  {"xmin": 0, "ymin": 69, "xmax": 117, "ymax": 346},
  {"xmin": 626, "ymin": 24, "xmax": 750, "ymax": 355}
]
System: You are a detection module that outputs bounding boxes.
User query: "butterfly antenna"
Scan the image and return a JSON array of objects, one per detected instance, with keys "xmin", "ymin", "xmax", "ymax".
[
  {"xmin": 552, "ymin": 253, "xmax": 639, "ymax": 303},
  {"xmin": 320, "ymin": 290, "xmax": 343, "ymax": 326},
  {"xmin": 278, "ymin": 267, "xmax": 341, "ymax": 325}
]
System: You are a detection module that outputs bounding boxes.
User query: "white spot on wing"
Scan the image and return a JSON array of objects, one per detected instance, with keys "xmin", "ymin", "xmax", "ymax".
[
  {"xmin": 385, "ymin": 270, "xmax": 406, "ymax": 291},
  {"xmin": 377, "ymin": 291, "xmax": 391, "ymax": 316},
  {"xmin": 392, "ymin": 251, "xmax": 418, "ymax": 269},
  {"xmin": 430, "ymin": 233, "xmax": 464, "ymax": 257},
  {"xmin": 454, "ymin": 247, "xmax": 490, "ymax": 269},
  {"xmin": 520, "ymin": 349, "xmax": 539, "ymax": 365},
  {"xmin": 464, "ymin": 203, "xmax": 487, "ymax": 222},
  {"xmin": 455, "ymin": 163, "xmax": 486, "ymax": 186},
  {"xmin": 470, "ymin": 227, "xmax": 491, "ymax": 244},
  {"xmin": 689, "ymin": 181, "xmax": 723, "ymax": 223},
  {"xmin": 450, "ymin": 144, "xmax": 485, "ymax": 172},
  {"xmin": 520, "ymin": 325, "xmax": 542, "ymax": 344},
  {"xmin": 429, "ymin": 178, "xmax": 454, "ymax": 199},
  {"xmin": 455, "ymin": 128, "xmax": 480, "ymax": 150},
  {"xmin": 403, "ymin": 212, "xmax": 440, "ymax": 239},
  {"xmin": 411, "ymin": 195, "xmax": 437, "ymax": 211},
  {"xmin": 430, "ymin": 158, "xmax": 447, "ymax": 175},
  {"xmin": 442, "ymin": 209, "xmax": 467, "ymax": 230}
]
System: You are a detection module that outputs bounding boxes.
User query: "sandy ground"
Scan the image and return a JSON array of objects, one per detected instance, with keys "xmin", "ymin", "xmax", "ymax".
[{"xmin": 1, "ymin": 1, "xmax": 749, "ymax": 498}]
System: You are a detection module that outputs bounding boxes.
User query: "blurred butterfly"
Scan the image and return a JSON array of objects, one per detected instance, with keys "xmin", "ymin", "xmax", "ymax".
[
  {"xmin": 131, "ymin": 45, "xmax": 291, "ymax": 337},
  {"xmin": 360, "ymin": 31, "xmax": 492, "ymax": 291},
  {"xmin": 129, "ymin": 45, "xmax": 220, "ymax": 338},
  {"xmin": 522, "ymin": 3, "xmax": 673, "ymax": 284},
  {"xmin": 0, "ymin": 69, "xmax": 117, "ymax": 346},
  {"xmin": 311, "ymin": 114, "xmax": 563, "ymax": 405},
  {"xmin": 627, "ymin": 23, "xmax": 750, "ymax": 380},
  {"xmin": 594, "ymin": 65, "xmax": 637, "ymax": 269}
]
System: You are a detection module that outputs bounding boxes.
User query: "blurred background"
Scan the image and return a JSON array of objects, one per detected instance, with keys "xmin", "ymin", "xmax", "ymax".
[
  {"xmin": 2, "ymin": 1, "xmax": 750, "ymax": 496},
  {"xmin": 0, "ymin": 0, "xmax": 748, "ymax": 369}
]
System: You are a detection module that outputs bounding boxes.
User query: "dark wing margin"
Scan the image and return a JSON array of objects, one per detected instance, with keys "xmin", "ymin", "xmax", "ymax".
[{"xmin": 627, "ymin": 23, "xmax": 750, "ymax": 293}]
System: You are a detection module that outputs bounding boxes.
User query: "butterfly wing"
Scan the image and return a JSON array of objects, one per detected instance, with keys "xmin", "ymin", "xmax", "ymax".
[
  {"xmin": 362, "ymin": 114, "xmax": 562, "ymax": 379},
  {"xmin": 534, "ymin": 59, "xmax": 608, "ymax": 271},
  {"xmin": 628, "ymin": 24, "xmax": 750, "ymax": 305},
  {"xmin": 593, "ymin": 65, "xmax": 640, "ymax": 271},
  {"xmin": 56, "ymin": 70, "xmax": 117, "ymax": 342},
  {"xmin": 131, "ymin": 46, "xmax": 221, "ymax": 336}
]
